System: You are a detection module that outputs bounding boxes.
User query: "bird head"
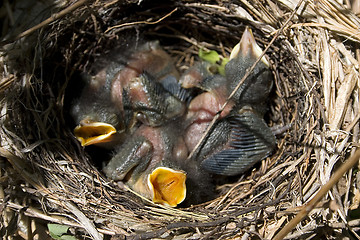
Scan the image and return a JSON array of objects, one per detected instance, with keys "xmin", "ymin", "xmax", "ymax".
[{"xmin": 229, "ymin": 27, "xmax": 269, "ymax": 66}]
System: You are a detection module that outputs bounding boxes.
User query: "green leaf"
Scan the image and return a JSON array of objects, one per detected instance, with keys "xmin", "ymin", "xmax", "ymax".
[
  {"xmin": 48, "ymin": 224, "xmax": 74, "ymax": 240},
  {"xmin": 199, "ymin": 49, "xmax": 220, "ymax": 64},
  {"xmin": 218, "ymin": 58, "xmax": 229, "ymax": 76},
  {"xmin": 60, "ymin": 235, "xmax": 77, "ymax": 240}
]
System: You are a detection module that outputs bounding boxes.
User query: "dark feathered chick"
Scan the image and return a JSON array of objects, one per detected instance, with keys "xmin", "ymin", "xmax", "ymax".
[
  {"xmin": 225, "ymin": 27, "xmax": 273, "ymax": 116},
  {"xmin": 109, "ymin": 41, "xmax": 184, "ymax": 128},
  {"xmin": 123, "ymin": 72, "xmax": 186, "ymax": 127},
  {"xmin": 179, "ymin": 61, "xmax": 218, "ymax": 90},
  {"xmin": 128, "ymin": 40, "xmax": 180, "ymax": 81},
  {"xmin": 103, "ymin": 121, "xmax": 189, "ymax": 207},
  {"xmin": 103, "ymin": 112, "xmax": 216, "ymax": 207},
  {"xmin": 183, "ymin": 27, "xmax": 276, "ymax": 176},
  {"xmin": 110, "ymin": 41, "xmax": 179, "ymax": 114},
  {"xmin": 71, "ymin": 41, "xmax": 181, "ymax": 147},
  {"xmin": 71, "ymin": 71, "xmax": 126, "ymax": 147}
]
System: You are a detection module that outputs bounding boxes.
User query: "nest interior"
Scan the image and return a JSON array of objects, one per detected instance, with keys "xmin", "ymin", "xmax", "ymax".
[{"xmin": 1, "ymin": 0, "xmax": 360, "ymax": 239}]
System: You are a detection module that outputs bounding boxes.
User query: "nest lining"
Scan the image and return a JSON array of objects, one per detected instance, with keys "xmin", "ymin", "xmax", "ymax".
[{"xmin": 1, "ymin": 0, "xmax": 360, "ymax": 239}]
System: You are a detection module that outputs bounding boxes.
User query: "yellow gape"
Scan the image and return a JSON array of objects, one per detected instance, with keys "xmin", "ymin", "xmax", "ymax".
[
  {"xmin": 148, "ymin": 167, "xmax": 186, "ymax": 207},
  {"xmin": 74, "ymin": 122, "xmax": 117, "ymax": 146}
]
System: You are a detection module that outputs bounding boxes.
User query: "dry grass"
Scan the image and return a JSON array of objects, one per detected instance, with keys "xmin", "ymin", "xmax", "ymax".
[{"xmin": 1, "ymin": 0, "xmax": 360, "ymax": 239}]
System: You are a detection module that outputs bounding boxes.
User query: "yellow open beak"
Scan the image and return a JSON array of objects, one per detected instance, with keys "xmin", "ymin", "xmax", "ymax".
[
  {"xmin": 148, "ymin": 167, "xmax": 187, "ymax": 207},
  {"xmin": 74, "ymin": 122, "xmax": 117, "ymax": 146}
]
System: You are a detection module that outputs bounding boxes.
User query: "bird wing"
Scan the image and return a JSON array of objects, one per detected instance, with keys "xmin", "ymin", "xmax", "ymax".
[{"xmin": 200, "ymin": 108, "xmax": 276, "ymax": 176}]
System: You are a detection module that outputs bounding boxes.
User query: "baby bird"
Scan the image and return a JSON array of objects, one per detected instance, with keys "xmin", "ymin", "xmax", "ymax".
[
  {"xmin": 73, "ymin": 31, "xmax": 276, "ymax": 206},
  {"xmin": 101, "ymin": 40, "xmax": 183, "ymax": 128},
  {"xmin": 71, "ymin": 71, "xmax": 126, "ymax": 147},
  {"xmin": 103, "ymin": 121, "xmax": 188, "ymax": 207},
  {"xmin": 183, "ymin": 27, "xmax": 276, "ymax": 176},
  {"xmin": 71, "ymin": 40, "xmax": 181, "ymax": 147},
  {"xmin": 102, "ymin": 70, "xmax": 212, "ymax": 206},
  {"xmin": 225, "ymin": 27, "xmax": 273, "ymax": 116},
  {"xmin": 179, "ymin": 61, "xmax": 218, "ymax": 90},
  {"xmin": 122, "ymin": 72, "xmax": 186, "ymax": 127},
  {"xmin": 110, "ymin": 40, "xmax": 180, "ymax": 118},
  {"xmin": 103, "ymin": 115, "xmax": 216, "ymax": 207}
]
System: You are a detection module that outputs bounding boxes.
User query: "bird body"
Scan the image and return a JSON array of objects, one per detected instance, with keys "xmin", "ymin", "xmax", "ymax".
[
  {"xmin": 182, "ymin": 27, "xmax": 276, "ymax": 176},
  {"xmin": 72, "ymin": 29, "xmax": 276, "ymax": 206},
  {"xmin": 103, "ymin": 120, "xmax": 189, "ymax": 207},
  {"xmin": 70, "ymin": 72, "xmax": 126, "ymax": 147},
  {"xmin": 71, "ymin": 41, "xmax": 180, "ymax": 147}
]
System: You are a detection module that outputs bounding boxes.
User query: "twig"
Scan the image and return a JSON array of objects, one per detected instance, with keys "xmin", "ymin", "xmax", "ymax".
[
  {"xmin": 105, "ymin": 8, "xmax": 178, "ymax": 33},
  {"xmin": 130, "ymin": 217, "xmax": 230, "ymax": 240},
  {"xmin": 0, "ymin": 0, "xmax": 88, "ymax": 47},
  {"xmin": 65, "ymin": 201, "xmax": 103, "ymax": 240},
  {"xmin": 346, "ymin": 112, "xmax": 360, "ymax": 132},
  {"xmin": 273, "ymin": 148, "xmax": 360, "ymax": 240},
  {"xmin": 6, "ymin": 201, "xmax": 116, "ymax": 236},
  {"xmin": 290, "ymin": 22, "xmax": 360, "ymax": 42},
  {"xmin": 0, "ymin": 147, "xmax": 46, "ymax": 191}
]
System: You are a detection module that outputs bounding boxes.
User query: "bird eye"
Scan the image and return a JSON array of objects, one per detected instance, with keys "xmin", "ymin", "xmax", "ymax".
[
  {"xmin": 207, "ymin": 64, "xmax": 219, "ymax": 75},
  {"xmin": 136, "ymin": 112, "xmax": 149, "ymax": 125}
]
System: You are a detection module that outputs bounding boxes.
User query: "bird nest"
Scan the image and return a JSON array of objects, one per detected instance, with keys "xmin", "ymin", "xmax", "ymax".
[{"xmin": 1, "ymin": 0, "xmax": 360, "ymax": 239}]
